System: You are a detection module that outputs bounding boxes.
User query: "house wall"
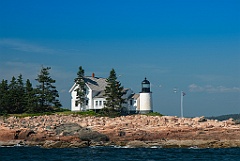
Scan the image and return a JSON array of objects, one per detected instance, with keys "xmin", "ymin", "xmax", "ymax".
[
  {"xmin": 70, "ymin": 84, "xmax": 92, "ymax": 111},
  {"xmin": 133, "ymin": 97, "xmax": 140, "ymax": 112},
  {"xmin": 136, "ymin": 97, "xmax": 140, "ymax": 111},
  {"xmin": 126, "ymin": 99, "xmax": 136, "ymax": 113},
  {"xmin": 85, "ymin": 86, "xmax": 92, "ymax": 110},
  {"xmin": 122, "ymin": 89, "xmax": 137, "ymax": 112},
  {"xmin": 70, "ymin": 86, "xmax": 80, "ymax": 111},
  {"xmin": 90, "ymin": 90, "xmax": 100, "ymax": 110}
]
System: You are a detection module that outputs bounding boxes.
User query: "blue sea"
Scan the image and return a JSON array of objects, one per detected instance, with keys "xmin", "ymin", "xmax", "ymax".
[{"xmin": 0, "ymin": 146, "xmax": 240, "ymax": 161}]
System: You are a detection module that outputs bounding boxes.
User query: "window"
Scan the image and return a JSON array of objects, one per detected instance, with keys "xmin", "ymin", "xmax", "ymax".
[
  {"xmin": 86, "ymin": 100, "xmax": 89, "ymax": 106},
  {"xmin": 130, "ymin": 99, "xmax": 133, "ymax": 106},
  {"xmin": 75, "ymin": 101, "xmax": 78, "ymax": 107},
  {"xmin": 95, "ymin": 101, "xmax": 98, "ymax": 106},
  {"xmin": 99, "ymin": 101, "xmax": 102, "ymax": 106}
]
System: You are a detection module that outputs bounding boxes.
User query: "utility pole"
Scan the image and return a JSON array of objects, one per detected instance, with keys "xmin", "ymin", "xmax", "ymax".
[
  {"xmin": 181, "ymin": 91, "xmax": 184, "ymax": 118},
  {"xmin": 181, "ymin": 91, "xmax": 186, "ymax": 118},
  {"xmin": 174, "ymin": 88, "xmax": 186, "ymax": 118}
]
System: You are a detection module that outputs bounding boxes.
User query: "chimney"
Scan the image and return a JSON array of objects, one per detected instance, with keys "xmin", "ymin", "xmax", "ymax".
[{"xmin": 92, "ymin": 73, "xmax": 95, "ymax": 78}]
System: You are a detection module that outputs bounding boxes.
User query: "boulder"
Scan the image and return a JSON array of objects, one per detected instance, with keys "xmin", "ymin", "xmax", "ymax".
[
  {"xmin": 42, "ymin": 140, "xmax": 67, "ymax": 148},
  {"xmin": 198, "ymin": 117, "xmax": 207, "ymax": 122},
  {"xmin": 0, "ymin": 128, "xmax": 16, "ymax": 141},
  {"xmin": 55, "ymin": 123, "xmax": 82, "ymax": 136},
  {"xmin": 55, "ymin": 123, "xmax": 109, "ymax": 142},
  {"xmin": 126, "ymin": 140, "xmax": 148, "ymax": 148},
  {"xmin": 17, "ymin": 129, "xmax": 35, "ymax": 139}
]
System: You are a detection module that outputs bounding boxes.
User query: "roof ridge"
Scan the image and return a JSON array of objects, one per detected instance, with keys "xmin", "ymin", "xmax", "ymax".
[{"xmin": 85, "ymin": 76, "xmax": 106, "ymax": 79}]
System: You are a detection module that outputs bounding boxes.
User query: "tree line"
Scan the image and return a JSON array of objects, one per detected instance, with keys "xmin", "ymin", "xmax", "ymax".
[
  {"xmin": 1, "ymin": 65, "xmax": 126, "ymax": 116},
  {"xmin": 0, "ymin": 66, "xmax": 61, "ymax": 115}
]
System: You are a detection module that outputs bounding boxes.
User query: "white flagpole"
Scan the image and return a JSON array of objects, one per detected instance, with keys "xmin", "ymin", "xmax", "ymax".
[{"xmin": 181, "ymin": 91, "xmax": 183, "ymax": 118}]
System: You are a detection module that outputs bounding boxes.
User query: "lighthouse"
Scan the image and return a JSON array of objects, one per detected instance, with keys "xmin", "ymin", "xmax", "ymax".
[{"xmin": 139, "ymin": 78, "xmax": 153, "ymax": 113}]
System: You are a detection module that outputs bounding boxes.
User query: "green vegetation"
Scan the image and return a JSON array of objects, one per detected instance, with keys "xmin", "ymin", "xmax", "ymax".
[
  {"xmin": 5, "ymin": 109, "xmax": 93, "ymax": 118},
  {"xmin": 0, "ymin": 66, "xmax": 62, "ymax": 115},
  {"xmin": 104, "ymin": 69, "xmax": 125, "ymax": 116},
  {"xmin": 74, "ymin": 110, "xmax": 97, "ymax": 116},
  {"xmin": 143, "ymin": 112, "xmax": 163, "ymax": 116},
  {"xmin": 10, "ymin": 112, "xmax": 53, "ymax": 118},
  {"xmin": 3, "ymin": 109, "xmax": 164, "ymax": 118},
  {"xmin": 98, "ymin": 108, "xmax": 122, "ymax": 117},
  {"xmin": 74, "ymin": 66, "xmax": 86, "ymax": 107},
  {"xmin": 35, "ymin": 66, "xmax": 62, "ymax": 111}
]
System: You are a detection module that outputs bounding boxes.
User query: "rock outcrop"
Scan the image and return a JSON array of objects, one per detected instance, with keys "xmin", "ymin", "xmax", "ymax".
[{"xmin": 0, "ymin": 115, "xmax": 240, "ymax": 148}]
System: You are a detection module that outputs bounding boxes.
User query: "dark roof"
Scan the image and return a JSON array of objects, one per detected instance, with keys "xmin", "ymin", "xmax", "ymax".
[
  {"xmin": 84, "ymin": 76, "xmax": 107, "ymax": 92},
  {"xmin": 94, "ymin": 90, "xmax": 106, "ymax": 98},
  {"xmin": 142, "ymin": 77, "xmax": 150, "ymax": 84}
]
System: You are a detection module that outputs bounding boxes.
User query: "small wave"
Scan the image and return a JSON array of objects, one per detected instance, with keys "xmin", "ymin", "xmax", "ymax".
[
  {"xmin": 0, "ymin": 144, "xmax": 26, "ymax": 148},
  {"xmin": 121, "ymin": 145, "xmax": 132, "ymax": 148},
  {"xmin": 0, "ymin": 145, "xmax": 14, "ymax": 148},
  {"xmin": 90, "ymin": 146, "xmax": 104, "ymax": 148},
  {"xmin": 111, "ymin": 145, "xmax": 133, "ymax": 148},
  {"xmin": 150, "ymin": 146, "xmax": 162, "ymax": 149},
  {"xmin": 188, "ymin": 146, "xmax": 199, "ymax": 149},
  {"xmin": 14, "ymin": 144, "xmax": 23, "ymax": 147}
]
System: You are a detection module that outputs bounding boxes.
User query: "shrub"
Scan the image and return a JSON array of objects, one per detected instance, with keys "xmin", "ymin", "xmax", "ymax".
[
  {"xmin": 98, "ymin": 108, "xmax": 121, "ymax": 117},
  {"xmin": 144, "ymin": 112, "xmax": 163, "ymax": 116}
]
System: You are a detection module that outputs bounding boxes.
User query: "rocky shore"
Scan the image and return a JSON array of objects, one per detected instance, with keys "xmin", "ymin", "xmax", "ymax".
[{"xmin": 0, "ymin": 114, "xmax": 240, "ymax": 148}]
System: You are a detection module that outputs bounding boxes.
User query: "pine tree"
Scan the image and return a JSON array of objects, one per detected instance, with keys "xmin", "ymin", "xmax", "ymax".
[
  {"xmin": 104, "ymin": 69, "xmax": 125, "ymax": 114},
  {"xmin": 6, "ymin": 74, "xmax": 27, "ymax": 113},
  {"xmin": 0, "ymin": 79, "xmax": 9, "ymax": 114},
  {"xmin": 25, "ymin": 79, "xmax": 38, "ymax": 113},
  {"xmin": 35, "ymin": 66, "xmax": 61, "ymax": 112},
  {"xmin": 16, "ymin": 74, "xmax": 26, "ymax": 113},
  {"xmin": 74, "ymin": 66, "xmax": 86, "ymax": 108},
  {"xmin": 8, "ymin": 76, "xmax": 18, "ymax": 113}
]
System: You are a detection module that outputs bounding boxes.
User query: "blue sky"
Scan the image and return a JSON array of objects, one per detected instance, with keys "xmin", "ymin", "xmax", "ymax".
[{"xmin": 0, "ymin": 0, "xmax": 239, "ymax": 117}]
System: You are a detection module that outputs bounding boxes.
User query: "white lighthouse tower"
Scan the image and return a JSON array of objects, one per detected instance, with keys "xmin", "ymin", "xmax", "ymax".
[{"xmin": 139, "ymin": 78, "xmax": 153, "ymax": 113}]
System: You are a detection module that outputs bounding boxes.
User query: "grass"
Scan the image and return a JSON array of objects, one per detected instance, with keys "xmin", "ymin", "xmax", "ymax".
[
  {"xmin": 8, "ymin": 110, "xmax": 98, "ymax": 118},
  {"xmin": 10, "ymin": 112, "xmax": 54, "ymax": 118},
  {"xmin": 5, "ymin": 109, "xmax": 163, "ymax": 118},
  {"xmin": 64, "ymin": 110, "xmax": 98, "ymax": 116},
  {"xmin": 143, "ymin": 112, "xmax": 163, "ymax": 116}
]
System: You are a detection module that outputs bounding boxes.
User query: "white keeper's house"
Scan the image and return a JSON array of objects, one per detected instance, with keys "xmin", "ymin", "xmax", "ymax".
[{"xmin": 69, "ymin": 73, "xmax": 153, "ymax": 114}]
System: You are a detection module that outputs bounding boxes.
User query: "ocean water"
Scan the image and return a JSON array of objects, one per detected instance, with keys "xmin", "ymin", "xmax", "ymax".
[{"xmin": 0, "ymin": 146, "xmax": 240, "ymax": 161}]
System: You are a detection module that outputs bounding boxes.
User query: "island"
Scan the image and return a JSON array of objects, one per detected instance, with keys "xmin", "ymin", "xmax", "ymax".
[{"xmin": 1, "ymin": 114, "xmax": 240, "ymax": 148}]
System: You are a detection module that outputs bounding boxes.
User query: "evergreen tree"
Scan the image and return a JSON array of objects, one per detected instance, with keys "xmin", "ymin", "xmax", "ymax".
[
  {"xmin": 104, "ymin": 69, "xmax": 125, "ymax": 113},
  {"xmin": 25, "ymin": 79, "xmax": 38, "ymax": 113},
  {"xmin": 16, "ymin": 74, "xmax": 26, "ymax": 113},
  {"xmin": 6, "ymin": 75, "xmax": 26, "ymax": 113},
  {"xmin": 35, "ymin": 66, "xmax": 61, "ymax": 112},
  {"xmin": 8, "ymin": 76, "xmax": 18, "ymax": 113},
  {"xmin": 0, "ymin": 79, "xmax": 9, "ymax": 114},
  {"xmin": 74, "ymin": 66, "xmax": 86, "ymax": 108}
]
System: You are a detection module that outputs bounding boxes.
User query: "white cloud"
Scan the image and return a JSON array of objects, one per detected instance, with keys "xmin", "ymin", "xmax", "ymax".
[
  {"xmin": 0, "ymin": 61, "xmax": 40, "ymax": 80},
  {"xmin": 0, "ymin": 38, "xmax": 56, "ymax": 54},
  {"xmin": 0, "ymin": 38, "xmax": 88, "ymax": 58},
  {"xmin": 188, "ymin": 84, "xmax": 240, "ymax": 93},
  {"xmin": 194, "ymin": 74, "xmax": 232, "ymax": 82}
]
